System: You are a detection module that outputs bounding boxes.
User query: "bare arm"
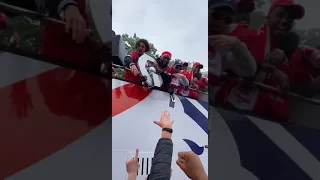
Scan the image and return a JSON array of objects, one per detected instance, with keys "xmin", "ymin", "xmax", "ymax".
[{"xmin": 229, "ymin": 39, "xmax": 257, "ymax": 77}]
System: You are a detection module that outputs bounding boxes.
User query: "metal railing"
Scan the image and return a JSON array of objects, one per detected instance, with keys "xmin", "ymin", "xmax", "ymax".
[{"xmin": 112, "ymin": 64, "xmax": 209, "ymax": 95}]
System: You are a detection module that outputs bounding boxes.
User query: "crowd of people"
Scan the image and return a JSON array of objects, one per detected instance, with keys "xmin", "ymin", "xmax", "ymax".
[
  {"xmin": 125, "ymin": 111, "xmax": 208, "ymax": 180},
  {"xmin": 112, "ymin": 39, "xmax": 208, "ymax": 100},
  {"xmin": 209, "ymin": 0, "xmax": 320, "ymax": 121}
]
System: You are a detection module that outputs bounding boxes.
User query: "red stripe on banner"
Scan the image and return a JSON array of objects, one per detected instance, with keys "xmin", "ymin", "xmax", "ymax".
[
  {"xmin": 0, "ymin": 68, "xmax": 110, "ymax": 179},
  {"xmin": 112, "ymin": 84, "xmax": 152, "ymax": 117}
]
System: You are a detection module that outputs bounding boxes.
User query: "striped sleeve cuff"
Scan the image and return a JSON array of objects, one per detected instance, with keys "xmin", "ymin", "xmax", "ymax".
[{"xmin": 57, "ymin": 0, "xmax": 78, "ymax": 17}]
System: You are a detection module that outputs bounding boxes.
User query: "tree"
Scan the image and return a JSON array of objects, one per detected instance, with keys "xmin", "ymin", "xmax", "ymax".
[
  {"xmin": 0, "ymin": 16, "xmax": 41, "ymax": 53},
  {"xmin": 121, "ymin": 33, "xmax": 158, "ymax": 58}
]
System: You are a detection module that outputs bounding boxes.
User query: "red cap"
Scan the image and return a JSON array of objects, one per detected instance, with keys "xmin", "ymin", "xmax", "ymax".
[
  {"xmin": 193, "ymin": 62, "xmax": 203, "ymax": 69},
  {"xmin": 236, "ymin": 0, "xmax": 255, "ymax": 13},
  {"xmin": 268, "ymin": 0, "xmax": 305, "ymax": 19},
  {"xmin": 183, "ymin": 62, "xmax": 189, "ymax": 66},
  {"xmin": 112, "ymin": 67, "xmax": 115, "ymax": 71},
  {"xmin": 161, "ymin": 51, "xmax": 172, "ymax": 58}
]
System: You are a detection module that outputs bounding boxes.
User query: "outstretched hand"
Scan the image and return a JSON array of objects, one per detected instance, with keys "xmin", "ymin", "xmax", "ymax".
[{"xmin": 153, "ymin": 110, "xmax": 174, "ymax": 129}]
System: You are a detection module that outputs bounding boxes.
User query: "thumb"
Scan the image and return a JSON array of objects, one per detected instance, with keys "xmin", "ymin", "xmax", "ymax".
[
  {"xmin": 153, "ymin": 121, "xmax": 161, "ymax": 126},
  {"xmin": 176, "ymin": 159, "xmax": 186, "ymax": 171}
]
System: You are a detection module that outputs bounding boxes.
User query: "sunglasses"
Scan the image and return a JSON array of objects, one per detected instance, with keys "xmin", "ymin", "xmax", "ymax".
[{"xmin": 209, "ymin": 8, "xmax": 234, "ymax": 24}]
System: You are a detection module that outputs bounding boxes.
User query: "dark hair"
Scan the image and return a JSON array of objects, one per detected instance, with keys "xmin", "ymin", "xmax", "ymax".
[{"xmin": 135, "ymin": 39, "xmax": 150, "ymax": 52}]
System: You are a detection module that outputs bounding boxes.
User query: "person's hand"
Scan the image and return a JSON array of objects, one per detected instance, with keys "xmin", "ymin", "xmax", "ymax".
[
  {"xmin": 208, "ymin": 35, "xmax": 238, "ymax": 52},
  {"xmin": 176, "ymin": 151, "xmax": 208, "ymax": 180},
  {"xmin": 266, "ymin": 49, "xmax": 288, "ymax": 66},
  {"xmin": 272, "ymin": 68, "xmax": 290, "ymax": 93},
  {"xmin": 192, "ymin": 83, "xmax": 199, "ymax": 90},
  {"xmin": 153, "ymin": 110, "xmax": 174, "ymax": 129},
  {"xmin": 64, "ymin": 5, "xmax": 88, "ymax": 43},
  {"xmin": 130, "ymin": 65, "xmax": 140, "ymax": 76},
  {"xmin": 126, "ymin": 149, "xmax": 139, "ymax": 178}
]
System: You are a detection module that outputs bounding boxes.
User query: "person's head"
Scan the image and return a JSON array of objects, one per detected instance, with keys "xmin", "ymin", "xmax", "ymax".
[
  {"xmin": 173, "ymin": 60, "xmax": 183, "ymax": 73},
  {"xmin": 208, "ymin": 0, "xmax": 237, "ymax": 35},
  {"xmin": 267, "ymin": 0, "xmax": 304, "ymax": 39},
  {"xmin": 236, "ymin": 0, "xmax": 255, "ymax": 28},
  {"xmin": 192, "ymin": 62, "xmax": 203, "ymax": 74},
  {"xmin": 135, "ymin": 39, "xmax": 150, "ymax": 55},
  {"xmin": 182, "ymin": 62, "xmax": 189, "ymax": 70},
  {"xmin": 158, "ymin": 51, "xmax": 172, "ymax": 68}
]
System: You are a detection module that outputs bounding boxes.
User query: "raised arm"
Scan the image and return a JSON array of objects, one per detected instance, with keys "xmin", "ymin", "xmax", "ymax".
[{"xmin": 147, "ymin": 111, "xmax": 174, "ymax": 180}]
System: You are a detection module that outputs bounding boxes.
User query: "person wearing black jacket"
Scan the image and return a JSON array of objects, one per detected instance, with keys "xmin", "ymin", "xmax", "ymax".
[{"xmin": 147, "ymin": 110, "xmax": 174, "ymax": 180}]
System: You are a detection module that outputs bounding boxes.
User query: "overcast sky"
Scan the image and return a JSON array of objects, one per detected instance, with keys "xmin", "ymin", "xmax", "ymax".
[{"xmin": 112, "ymin": 0, "xmax": 208, "ymax": 70}]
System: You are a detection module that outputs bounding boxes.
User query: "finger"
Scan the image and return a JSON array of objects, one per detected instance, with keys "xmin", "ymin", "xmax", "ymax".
[
  {"xmin": 80, "ymin": 20, "xmax": 87, "ymax": 42},
  {"xmin": 177, "ymin": 156, "xmax": 186, "ymax": 163},
  {"xmin": 65, "ymin": 17, "xmax": 71, "ymax": 33},
  {"xmin": 72, "ymin": 19, "xmax": 77, "ymax": 41},
  {"xmin": 153, "ymin": 121, "xmax": 160, "ymax": 126},
  {"xmin": 76, "ymin": 21, "xmax": 84, "ymax": 43},
  {"xmin": 176, "ymin": 159, "xmax": 185, "ymax": 170},
  {"xmin": 135, "ymin": 149, "xmax": 139, "ymax": 160},
  {"xmin": 177, "ymin": 151, "xmax": 187, "ymax": 159}
]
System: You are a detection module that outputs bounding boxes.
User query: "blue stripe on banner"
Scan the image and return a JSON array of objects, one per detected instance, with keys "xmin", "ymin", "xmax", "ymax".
[
  {"xmin": 197, "ymin": 100, "xmax": 208, "ymax": 111},
  {"xmin": 216, "ymin": 108, "xmax": 312, "ymax": 180},
  {"xmin": 179, "ymin": 97, "xmax": 208, "ymax": 134},
  {"xmin": 282, "ymin": 124, "xmax": 320, "ymax": 161}
]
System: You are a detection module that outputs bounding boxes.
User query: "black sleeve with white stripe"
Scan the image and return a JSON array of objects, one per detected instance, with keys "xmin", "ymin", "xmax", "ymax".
[{"xmin": 46, "ymin": 0, "xmax": 78, "ymax": 19}]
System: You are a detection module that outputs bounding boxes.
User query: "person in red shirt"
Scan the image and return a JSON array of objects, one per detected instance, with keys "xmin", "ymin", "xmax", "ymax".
[
  {"xmin": 123, "ymin": 39, "xmax": 151, "ymax": 84},
  {"xmin": 224, "ymin": 0, "xmax": 306, "ymax": 120},
  {"xmin": 208, "ymin": 0, "xmax": 257, "ymax": 105},
  {"xmin": 196, "ymin": 77, "xmax": 208, "ymax": 91},
  {"xmin": 168, "ymin": 60, "xmax": 189, "ymax": 90},
  {"xmin": 235, "ymin": 0, "xmax": 255, "ymax": 28},
  {"xmin": 182, "ymin": 62, "xmax": 189, "ymax": 70},
  {"xmin": 177, "ymin": 62, "xmax": 204, "ymax": 99}
]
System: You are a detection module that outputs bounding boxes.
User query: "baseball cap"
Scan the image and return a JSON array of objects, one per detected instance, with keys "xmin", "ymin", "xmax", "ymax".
[
  {"xmin": 174, "ymin": 60, "xmax": 183, "ymax": 66},
  {"xmin": 236, "ymin": 0, "xmax": 255, "ymax": 13},
  {"xmin": 268, "ymin": 0, "xmax": 305, "ymax": 19},
  {"xmin": 183, "ymin": 62, "xmax": 189, "ymax": 66},
  {"xmin": 209, "ymin": 0, "xmax": 237, "ymax": 12},
  {"xmin": 193, "ymin": 62, "xmax": 203, "ymax": 69},
  {"xmin": 161, "ymin": 51, "xmax": 172, "ymax": 58}
]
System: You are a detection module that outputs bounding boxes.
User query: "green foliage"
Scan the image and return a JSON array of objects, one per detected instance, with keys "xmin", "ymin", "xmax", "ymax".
[
  {"xmin": 0, "ymin": 16, "xmax": 41, "ymax": 53},
  {"xmin": 121, "ymin": 33, "xmax": 158, "ymax": 59}
]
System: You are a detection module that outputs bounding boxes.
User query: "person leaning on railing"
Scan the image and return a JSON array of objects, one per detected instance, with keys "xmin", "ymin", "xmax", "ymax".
[
  {"xmin": 123, "ymin": 39, "xmax": 150, "ymax": 84},
  {"xmin": 42, "ymin": 0, "xmax": 107, "ymax": 71}
]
